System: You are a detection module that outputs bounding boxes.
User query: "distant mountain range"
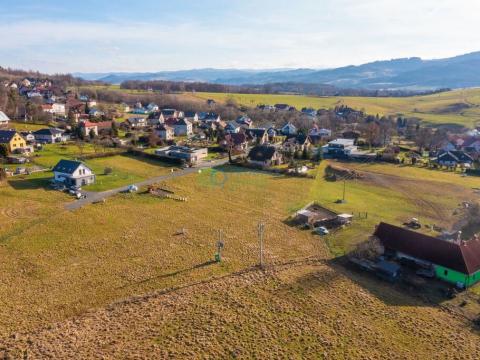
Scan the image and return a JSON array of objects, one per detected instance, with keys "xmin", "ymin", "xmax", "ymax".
[{"xmin": 74, "ymin": 51, "xmax": 480, "ymax": 90}]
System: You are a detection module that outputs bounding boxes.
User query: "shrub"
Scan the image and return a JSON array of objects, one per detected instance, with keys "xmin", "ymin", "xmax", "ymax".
[{"xmin": 104, "ymin": 167, "xmax": 113, "ymax": 175}]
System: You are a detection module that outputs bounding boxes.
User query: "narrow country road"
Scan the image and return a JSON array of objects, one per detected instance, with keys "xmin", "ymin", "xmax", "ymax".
[{"xmin": 65, "ymin": 158, "xmax": 231, "ymax": 211}]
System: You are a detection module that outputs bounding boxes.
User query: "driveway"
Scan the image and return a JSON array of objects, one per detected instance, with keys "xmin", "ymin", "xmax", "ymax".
[{"xmin": 65, "ymin": 158, "xmax": 231, "ymax": 211}]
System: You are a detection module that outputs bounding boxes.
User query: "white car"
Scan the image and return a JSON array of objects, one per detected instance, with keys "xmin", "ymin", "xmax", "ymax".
[{"xmin": 315, "ymin": 226, "xmax": 329, "ymax": 235}]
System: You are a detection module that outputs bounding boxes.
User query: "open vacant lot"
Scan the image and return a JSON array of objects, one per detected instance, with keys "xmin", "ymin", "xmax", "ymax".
[
  {"xmin": 1, "ymin": 160, "xmax": 479, "ymax": 357},
  {"xmin": 189, "ymin": 88, "xmax": 480, "ymax": 128},
  {"xmin": 25, "ymin": 144, "xmax": 175, "ymax": 192}
]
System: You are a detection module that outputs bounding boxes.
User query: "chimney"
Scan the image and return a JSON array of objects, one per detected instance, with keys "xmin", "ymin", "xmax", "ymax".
[{"xmin": 456, "ymin": 231, "xmax": 463, "ymax": 245}]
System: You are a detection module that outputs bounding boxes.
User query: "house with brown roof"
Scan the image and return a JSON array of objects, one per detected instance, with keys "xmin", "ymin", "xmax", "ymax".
[
  {"xmin": 221, "ymin": 133, "xmax": 248, "ymax": 152},
  {"xmin": 374, "ymin": 222, "xmax": 480, "ymax": 288},
  {"xmin": 247, "ymin": 145, "xmax": 283, "ymax": 167}
]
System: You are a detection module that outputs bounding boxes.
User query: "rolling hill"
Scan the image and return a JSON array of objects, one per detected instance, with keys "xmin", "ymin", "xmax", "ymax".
[{"xmin": 75, "ymin": 51, "xmax": 480, "ymax": 90}]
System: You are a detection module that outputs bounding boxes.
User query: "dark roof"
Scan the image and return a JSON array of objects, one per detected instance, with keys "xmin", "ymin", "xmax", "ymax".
[
  {"xmin": 438, "ymin": 150, "xmax": 474, "ymax": 163},
  {"xmin": 0, "ymin": 130, "xmax": 18, "ymax": 143},
  {"xmin": 374, "ymin": 222, "xmax": 480, "ymax": 274},
  {"xmin": 184, "ymin": 111, "xmax": 197, "ymax": 118},
  {"xmin": 33, "ymin": 128, "xmax": 63, "ymax": 136},
  {"xmin": 229, "ymin": 132, "xmax": 247, "ymax": 145},
  {"xmin": 52, "ymin": 159, "xmax": 84, "ymax": 174},
  {"xmin": 247, "ymin": 145, "xmax": 277, "ymax": 162},
  {"xmin": 161, "ymin": 109, "xmax": 176, "ymax": 116},
  {"xmin": 245, "ymin": 128, "xmax": 266, "ymax": 138}
]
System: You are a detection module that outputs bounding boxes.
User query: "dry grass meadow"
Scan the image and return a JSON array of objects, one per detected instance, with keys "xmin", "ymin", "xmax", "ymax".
[{"xmin": 0, "ymin": 160, "xmax": 479, "ymax": 358}]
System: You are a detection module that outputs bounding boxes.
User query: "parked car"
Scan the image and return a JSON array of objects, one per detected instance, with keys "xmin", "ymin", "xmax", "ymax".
[{"xmin": 315, "ymin": 226, "xmax": 329, "ymax": 235}]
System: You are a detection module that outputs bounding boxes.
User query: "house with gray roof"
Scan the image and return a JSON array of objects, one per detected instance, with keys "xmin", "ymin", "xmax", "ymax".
[{"xmin": 52, "ymin": 160, "xmax": 95, "ymax": 188}]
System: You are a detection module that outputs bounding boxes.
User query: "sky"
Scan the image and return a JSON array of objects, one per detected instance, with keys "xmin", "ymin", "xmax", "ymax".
[{"xmin": 1, "ymin": 0, "xmax": 480, "ymax": 73}]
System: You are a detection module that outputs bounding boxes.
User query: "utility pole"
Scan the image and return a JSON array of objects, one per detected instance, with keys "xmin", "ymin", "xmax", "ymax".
[
  {"xmin": 342, "ymin": 179, "xmax": 346, "ymax": 203},
  {"xmin": 215, "ymin": 229, "xmax": 224, "ymax": 262},
  {"xmin": 258, "ymin": 222, "xmax": 265, "ymax": 268}
]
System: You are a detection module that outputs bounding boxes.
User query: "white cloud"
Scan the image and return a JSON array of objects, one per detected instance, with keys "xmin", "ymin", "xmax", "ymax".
[{"xmin": 1, "ymin": 0, "xmax": 480, "ymax": 72}]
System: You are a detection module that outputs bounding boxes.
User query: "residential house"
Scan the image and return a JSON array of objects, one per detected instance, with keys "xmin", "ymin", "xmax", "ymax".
[
  {"xmin": 247, "ymin": 145, "xmax": 283, "ymax": 167},
  {"xmin": 161, "ymin": 109, "xmax": 182, "ymax": 118},
  {"xmin": 221, "ymin": 133, "xmax": 248, "ymax": 152},
  {"xmin": 257, "ymin": 104, "xmax": 275, "ymax": 112},
  {"xmin": 183, "ymin": 111, "xmax": 199, "ymax": 124},
  {"xmin": 283, "ymin": 134, "xmax": 311, "ymax": 152},
  {"xmin": 147, "ymin": 112, "xmax": 165, "ymax": 126},
  {"xmin": 146, "ymin": 103, "xmax": 159, "ymax": 112},
  {"xmin": 236, "ymin": 116, "xmax": 253, "ymax": 127},
  {"xmin": 87, "ymin": 100, "xmax": 97, "ymax": 108},
  {"xmin": 80, "ymin": 121, "xmax": 112, "ymax": 136},
  {"xmin": 267, "ymin": 127, "xmax": 277, "ymax": 140},
  {"xmin": 434, "ymin": 150, "xmax": 474, "ymax": 167},
  {"xmin": 308, "ymin": 125, "xmax": 331, "ymax": 138},
  {"xmin": 20, "ymin": 131, "xmax": 35, "ymax": 143},
  {"xmin": 26, "ymin": 90, "xmax": 42, "ymax": 98},
  {"xmin": 132, "ymin": 107, "xmax": 149, "ymax": 115},
  {"xmin": 41, "ymin": 103, "xmax": 66, "ymax": 116},
  {"xmin": 322, "ymin": 138, "xmax": 357, "ymax": 157},
  {"xmin": 172, "ymin": 118, "xmax": 193, "ymax": 137},
  {"xmin": 156, "ymin": 124, "xmax": 175, "ymax": 141},
  {"xmin": 21, "ymin": 78, "xmax": 31, "ymax": 87},
  {"xmin": 89, "ymin": 108, "xmax": 104, "ymax": 117},
  {"xmin": 463, "ymin": 137, "xmax": 480, "ymax": 154},
  {"xmin": 0, "ymin": 130, "xmax": 27, "ymax": 153},
  {"xmin": 342, "ymin": 130, "xmax": 361, "ymax": 140},
  {"xmin": 155, "ymin": 145, "xmax": 208, "ymax": 164},
  {"xmin": 374, "ymin": 222, "xmax": 480, "ymax": 288},
  {"xmin": 127, "ymin": 117, "xmax": 148, "ymax": 129},
  {"xmin": 0, "ymin": 111, "xmax": 10, "ymax": 127},
  {"xmin": 301, "ymin": 108, "xmax": 317, "ymax": 117},
  {"xmin": 225, "ymin": 121, "xmax": 242, "ymax": 134},
  {"xmin": 245, "ymin": 128, "xmax": 268, "ymax": 145},
  {"xmin": 274, "ymin": 104, "xmax": 290, "ymax": 111},
  {"xmin": 121, "ymin": 103, "xmax": 131, "ymax": 113},
  {"xmin": 281, "ymin": 123, "xmax": 297, "ymax": 136},
  {"xmin": 33, "ymin": 128, "xmax": 67, "ymax": 144},
  {"xmin": 52, "ymin": 159, "xmax": 95, "ymax": 188},
  {"xmin": 199, "ymin": 112, "xmax": 221, "ymax": 123}
]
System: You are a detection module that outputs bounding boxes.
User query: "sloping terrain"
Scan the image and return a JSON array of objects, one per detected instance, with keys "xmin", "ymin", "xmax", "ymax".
[
  {"xmin": 191, "ymin": 88, "xmax": 480, "ymax": 128},
  {"xmin": 2, "ymin": 262, "xmax": 480, "ymax": 359},
  {"xmin": 75, "ymin": 51, "xmax": 480, "ymax": 90}
]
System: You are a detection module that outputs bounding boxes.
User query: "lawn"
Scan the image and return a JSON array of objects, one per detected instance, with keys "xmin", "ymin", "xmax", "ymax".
[
  {"xmin": 6, "ymin": 121, "xmax": 51, "ymax": 132},
  {"xmin": 83, "ymin": 154, "xmax": 175, "ymax": 191},
  {"xmin": 17, "ymin": 143, "xmax": 175, "ymax": 192},
  {"xmin": 0, "ymin": 160, "xmax": 475, "ymax": 341},
  {"xmin": 30, "ymin": 143, "xmax": 118, "ymax": 169},
  {"xmin": 189, "ymin": 89, "xmax": 480, "ymax": 128}
]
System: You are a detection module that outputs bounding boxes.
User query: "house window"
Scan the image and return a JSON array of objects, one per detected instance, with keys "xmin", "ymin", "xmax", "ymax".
[{"xmin": 444, "ymin": 270, "xmax": 448, "ymax": 276}]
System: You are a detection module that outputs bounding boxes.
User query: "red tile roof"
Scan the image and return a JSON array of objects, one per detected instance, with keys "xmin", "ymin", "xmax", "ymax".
[{"xmin": 375, "ymin": 222, "xmax": 480, "ymax": 274}]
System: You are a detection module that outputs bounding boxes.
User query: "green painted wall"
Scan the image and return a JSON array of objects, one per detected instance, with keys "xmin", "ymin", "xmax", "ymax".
[{"xmin": 435, "ymin": 266, "xmax": 480, "ymax": 287}]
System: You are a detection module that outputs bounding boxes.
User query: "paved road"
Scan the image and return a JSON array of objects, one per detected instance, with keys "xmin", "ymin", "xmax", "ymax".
[{"xmin": 65, "ymin": 158, "xmax": 231, "ymax": 211}]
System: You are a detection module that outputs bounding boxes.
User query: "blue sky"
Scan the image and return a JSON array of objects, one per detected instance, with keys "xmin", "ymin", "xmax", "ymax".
[{"xmin": 1, "ymin": 0, "xmax": 479, "ymax": 73}]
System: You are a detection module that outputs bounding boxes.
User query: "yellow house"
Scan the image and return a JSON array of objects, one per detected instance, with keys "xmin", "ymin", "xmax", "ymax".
[{"xmin": 0, "ymin": 130, "xmax": 27, "ymax": 153}]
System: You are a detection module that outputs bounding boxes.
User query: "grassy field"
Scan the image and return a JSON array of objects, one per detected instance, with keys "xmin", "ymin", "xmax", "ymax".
[
  {"xmin": 188, "ymin": 89, "xmax": 480, "ymax": 128},
  {"xmin": 0, "ymin": 158, "xmax": 478, "ymax": 357},
  {"xmin": 6, "ymin": 122, "xmax": 51, "ymax": 132},
  {"xmin": 83, "ymin": 155, "xmax": 175, "ymax": 191},
  {"xmin": 26, "ymin": 144, "xmax": 176, "ymax": 192}
]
